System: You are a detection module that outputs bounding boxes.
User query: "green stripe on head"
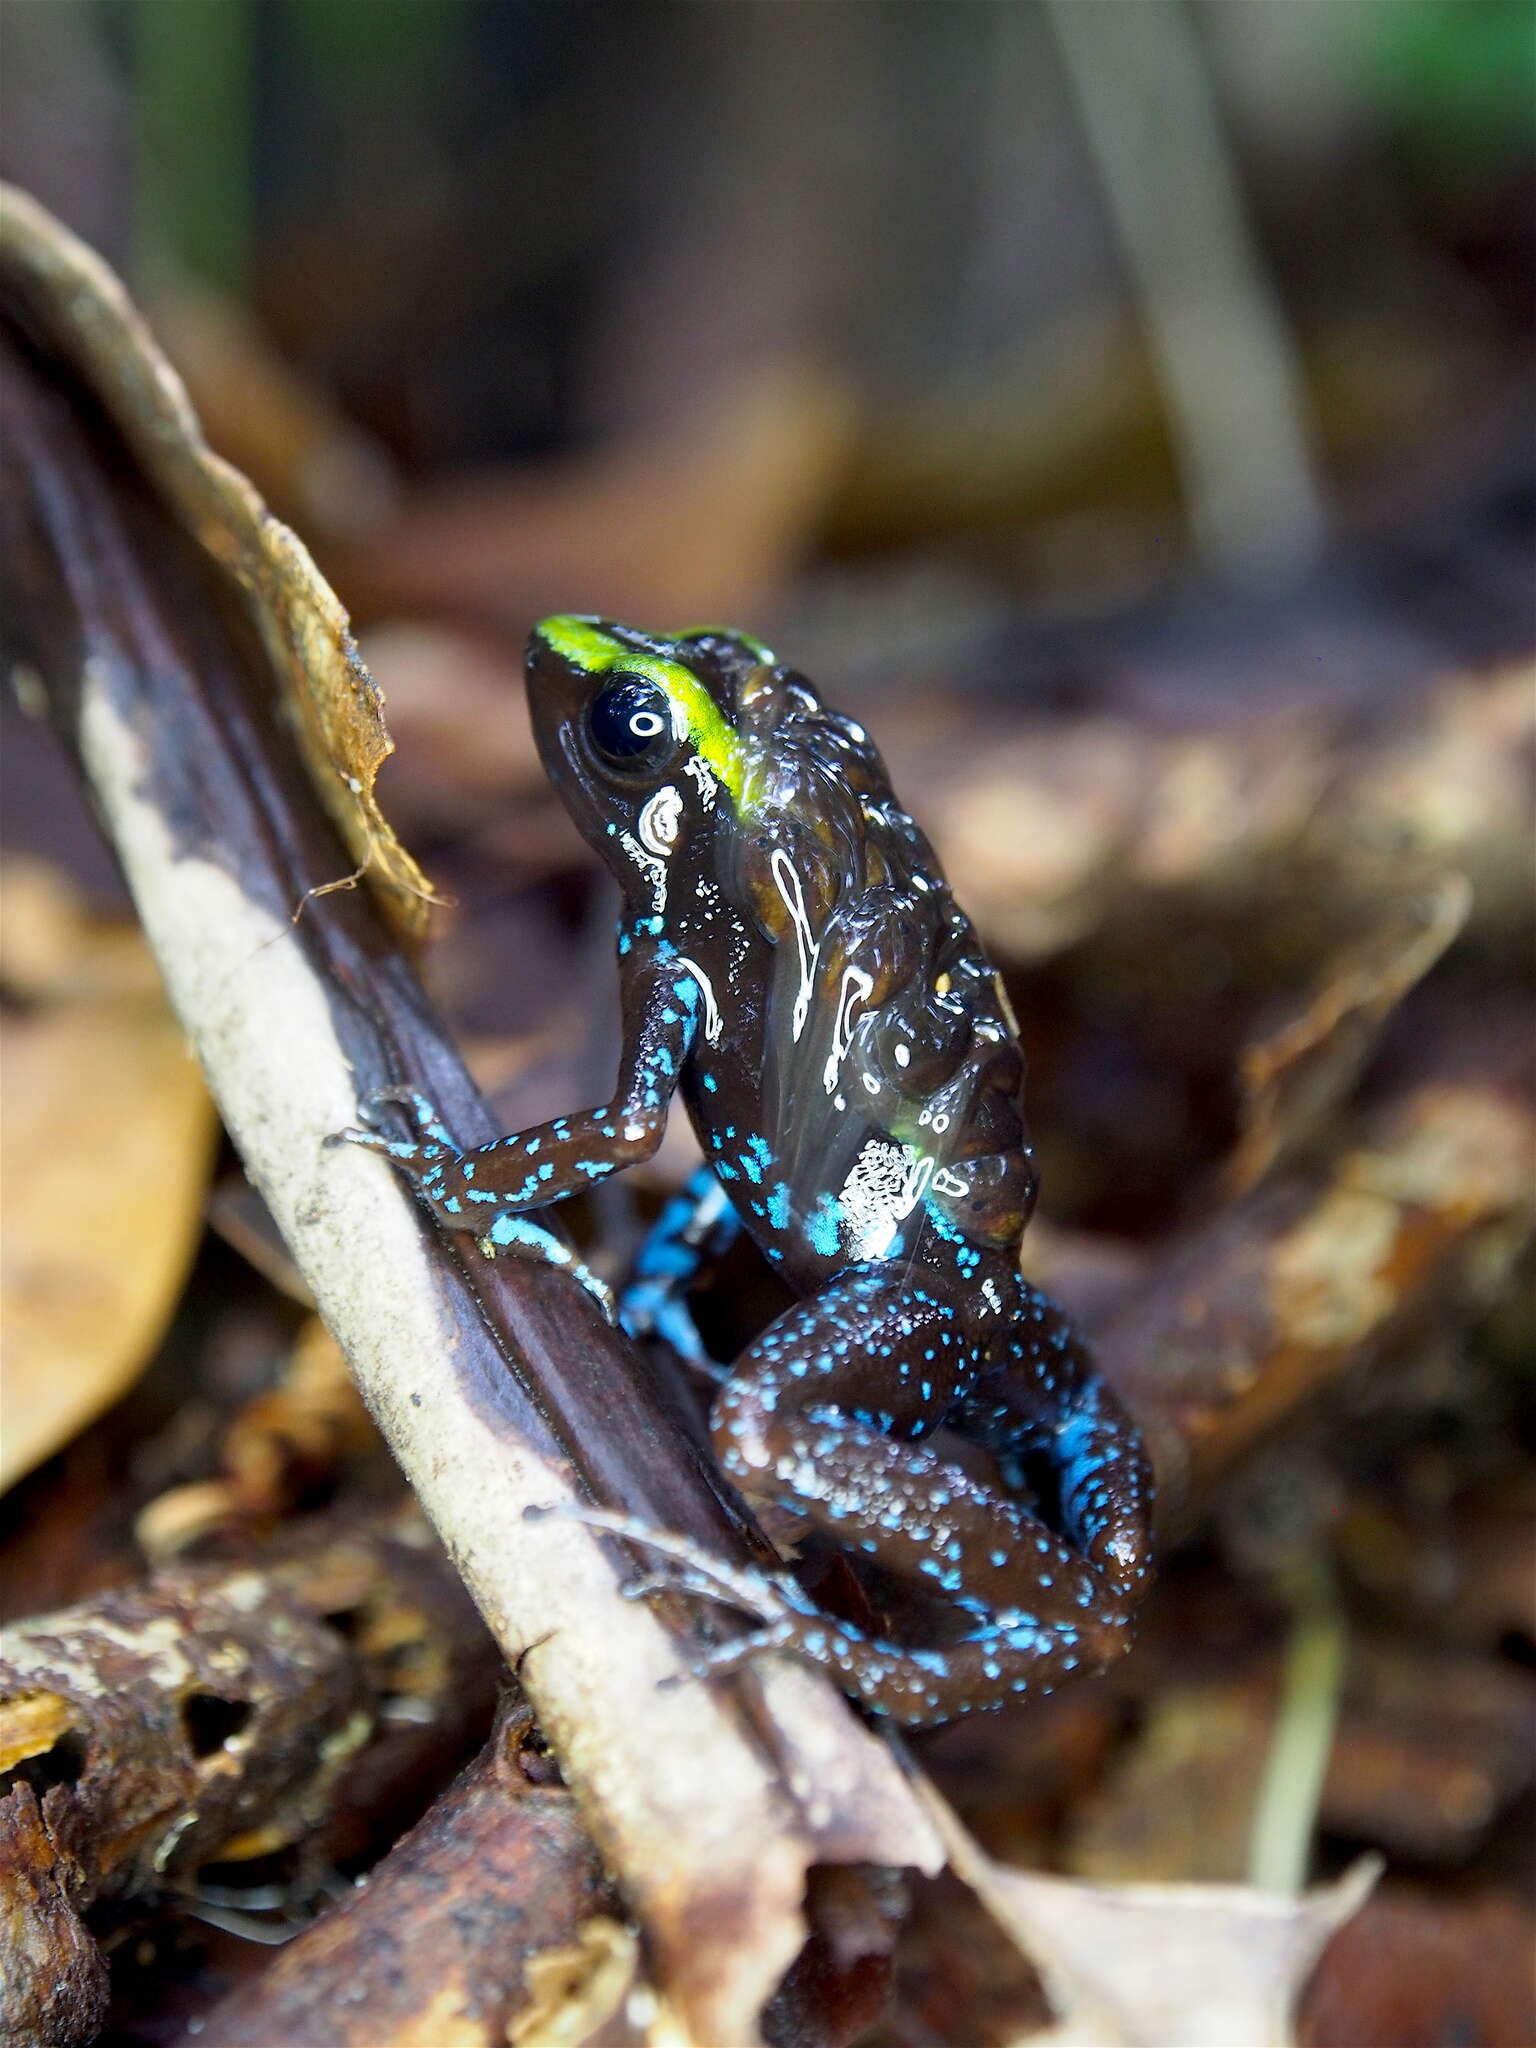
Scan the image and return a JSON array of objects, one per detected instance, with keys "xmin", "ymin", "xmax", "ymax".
[{"xmin": 535, "ymin": 615, "xmax": 755, "ymax": 806}]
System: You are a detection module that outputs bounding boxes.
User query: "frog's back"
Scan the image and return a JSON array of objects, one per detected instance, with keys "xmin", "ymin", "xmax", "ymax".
[{"xmin": 695, "ymin": 671, "xmax": 1036, "ymax": 1280}]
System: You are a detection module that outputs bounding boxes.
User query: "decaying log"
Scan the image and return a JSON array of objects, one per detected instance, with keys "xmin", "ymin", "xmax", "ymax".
[
  {"xmin": 191, "ymin": 1706, "xmax": 900, "ymax": 2048},
  {"xmin": 0, "ymin": 1784, "xmax": 109, "ymax": 2048},
  {"xmin": 0, "ymin": 186, "xmax": 940, "ymax": 2047},
  {"xmin": 191, "ymin": 1709, "xmax": 622, "ymax": 2048},
  {"xmin": 0, "ymin": 1514, "xmax": 498, "ymax": 2038}
]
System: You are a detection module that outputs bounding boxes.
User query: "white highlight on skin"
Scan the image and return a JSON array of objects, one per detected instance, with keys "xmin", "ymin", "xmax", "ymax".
[
  {"xmin": 674, "ymin": 955, "xmax": 724, "ymax": 1043},
  {"xmin": 770, "ymin": 849, "xmax": 819, "ymax": 1042},
  {"xmin": 683, "ymin": 756, "xmax": 718, "ymax": 809},
  {"xmin": 638, "ymin": 784, "xmax": 683, "ymax": 858},
  {"xmin": 620, "ymin": 829, "xmax": 667, "ymax": 917},
  {"xmin": 839, "ymin": 1140, "xmax": 935, "ymax": 1261},
  {"xmin": 822, "ymin": 965, "xmax": 874, "ymax": 1094}
]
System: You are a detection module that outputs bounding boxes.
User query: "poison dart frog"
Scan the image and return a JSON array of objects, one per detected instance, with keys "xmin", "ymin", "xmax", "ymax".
[{"xmin": 334, "ymin": 617, "xmax": 1152, "ymax": 1725}]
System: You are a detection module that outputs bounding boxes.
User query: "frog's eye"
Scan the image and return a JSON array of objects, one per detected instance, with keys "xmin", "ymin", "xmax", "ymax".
[{"xmin": 588, "ymin": 673, "xmax": 677, "ymax": 769}]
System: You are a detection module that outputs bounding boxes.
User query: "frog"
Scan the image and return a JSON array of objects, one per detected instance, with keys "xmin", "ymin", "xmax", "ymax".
[{"xmin": 333, "ymin": 616, "xmax": 1152, "ymax": 1725}]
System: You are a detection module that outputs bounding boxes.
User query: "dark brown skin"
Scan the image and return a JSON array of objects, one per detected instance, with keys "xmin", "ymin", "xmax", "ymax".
[{"xmin": 337, "ymin": 618, "xmax": 1153, "ymax": 1724}]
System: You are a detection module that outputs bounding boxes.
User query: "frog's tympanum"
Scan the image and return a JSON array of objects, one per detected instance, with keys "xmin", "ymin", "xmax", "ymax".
[{"xmin": 336, "ymin": 618, "xmax": 1152, "ymax": 1724}]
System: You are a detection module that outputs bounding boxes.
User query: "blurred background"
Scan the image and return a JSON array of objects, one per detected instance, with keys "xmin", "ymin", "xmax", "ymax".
[
  {"xmin": 2, "ymin": 6, "xmax": 1534, "ymax": 2043},
  {"xmin": 4, "ymin": 0, "xmax": 1532, "ymax": 1175},
  {"xmin": 5, "ymin": 0, "xmax": 1533, "ymax": 628}
]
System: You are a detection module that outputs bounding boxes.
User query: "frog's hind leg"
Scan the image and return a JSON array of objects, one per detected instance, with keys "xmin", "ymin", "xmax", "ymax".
[
  {"xmin": 951, "ymin": 1281, "xmax": 1153, "ymax": 1600},
  {"xmin": 699, "ymin": 1264, "xmax": 1145, "ymax": 1724},
  {"xmin": 620, "ymin": 1165, "xmax": 740, "ymax": 1376}
]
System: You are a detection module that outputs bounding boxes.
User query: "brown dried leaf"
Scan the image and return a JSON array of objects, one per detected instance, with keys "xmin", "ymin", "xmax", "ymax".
[
  {"xmin": 0, "ymin": 184, "xmax": 438, "ymax": 942},
  {"xmin": 135, "ymin": 1318, "xmax": 381, "ymax": 1561},
  {"xmin": 1230, "ymin": 872, "xmax": 1472, "ymax": 1194},
  {"xmin": 1298, "ymin": 1885, "xmax": 1536, "ymax": 2048},
  {"xmin": 1317, "ymin": 1643, "xmax": 1536, "ymax": 1865},
  {"xmin": 0, "ymin": 948, "xmax": 216, "ymax": 1490}
]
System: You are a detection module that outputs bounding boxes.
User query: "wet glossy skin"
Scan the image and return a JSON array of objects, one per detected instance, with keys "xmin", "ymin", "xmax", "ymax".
[{"xmin": 337, "ymin": 617, "xmax": 1152, "ymax": 1725}]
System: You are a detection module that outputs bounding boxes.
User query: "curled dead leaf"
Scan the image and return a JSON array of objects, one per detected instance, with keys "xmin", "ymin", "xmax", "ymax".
[
  {"xmin": 917, "ymin": 1777, "xmax": 1380, "ymax": 2048},
  {"xmin": 0, "ymin": 184, "xmax": 439, "ymax": 942}
]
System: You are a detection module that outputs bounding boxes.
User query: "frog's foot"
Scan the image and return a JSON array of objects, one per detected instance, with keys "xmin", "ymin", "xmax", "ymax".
[
  {"xmin": 523, "ymin": 1505, "xmax": 1111, "ymax": 1729},
  {"xmin": 479, "ymin": 1213, "xmax": 615, "ymax": 1320},
  {"xmin": 619, "ymin": 1286, "xmax": 731, "ymax": 1386},
  {"xmin": 326, "ymin": 1086, "xmax": 460, "ymax": 1181},
  {"xmin": 356, "ymin": 1086, "xmax": 459, "ymax": 1149},
  {"xmin": 524, "ymin": 1504, "xmax": 815, "ymax": 1634},
  {"xmin": 618, "ymin": 1166, "xmax": 738, "ymax": 1386},
  {"xmin": 521, "ymin": 1504, "xmax": 950, "ymax": 1711}
]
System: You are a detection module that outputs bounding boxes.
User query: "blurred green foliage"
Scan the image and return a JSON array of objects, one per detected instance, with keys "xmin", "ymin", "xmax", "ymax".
[
  {"xmin": 132, "ymin": 0, "xmax": 252, "ymax": 295},
  {"xmin": 1345, "ymin": 0, "xmax": 1536, "ymax": 159},
  {"xmin": 286, "ymin": 0, "xmax": 468, "ymax": 80}
]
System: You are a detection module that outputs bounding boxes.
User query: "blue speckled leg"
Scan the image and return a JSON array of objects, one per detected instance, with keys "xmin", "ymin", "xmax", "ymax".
[
  {"xmin": 950, "ymin": 1282, "xmax": 1153, "ymax": 1589},
  {"xmin": 330, "ymin": 1088, "xmax": 616, "ymax": 1315},
  {"xmin": 679, "ymin": 1266, "xmax": 1150, "ymax": 1723},
  {"xmin": 619, "ymin": 1165, "xmax": 740, "ymax": 1375}
]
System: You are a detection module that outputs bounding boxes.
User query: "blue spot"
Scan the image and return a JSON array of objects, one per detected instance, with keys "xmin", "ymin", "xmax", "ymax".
[{"xmin": 806, "ymin": 1194, "xmax": 842, "ymax": 1258}]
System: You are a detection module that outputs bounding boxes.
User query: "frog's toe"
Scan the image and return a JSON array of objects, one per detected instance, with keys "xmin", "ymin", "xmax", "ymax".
[
  {"xmin": 620, "ymin": 1563, "xmax": 745, "ymax": 1608},
  {"xmin": 327, "ymin": 1122, "xmax": 412, "ymax": 1159},
  {"xmin": 358, "ymin": 1086, "xmax": 456, "ymax": 1147},
  {"xmin": 525, "ymin": 1503, "xmax": 806, "ymax": 1624},
  {"xmin": 664, "ymin": 1615, "xmax": 803, "ymax": 1689}
]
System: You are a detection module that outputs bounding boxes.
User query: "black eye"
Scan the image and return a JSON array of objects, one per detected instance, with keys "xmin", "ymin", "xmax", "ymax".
[{"xmin": 588, "ymin": 673, "xmax": 676, "ymax": 766}]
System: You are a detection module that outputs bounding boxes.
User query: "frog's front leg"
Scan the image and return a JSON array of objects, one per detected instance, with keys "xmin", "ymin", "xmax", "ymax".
[
  {"xmin": 694, "ymin": 1264, "xmax": 1145, "ymax": 1724},
  {"xmin": 331, "ymin": 955, "xmax": 700, "ymax": 1294}
]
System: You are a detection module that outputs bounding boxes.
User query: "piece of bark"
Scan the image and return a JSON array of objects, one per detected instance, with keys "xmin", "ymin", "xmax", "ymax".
[
  {"xmin": 0, "ymin": 1513, "xmax": 492, "ymax": 1891},
  {"xmin": 1096, "ymin": 1073, "xmax": 1536, "ymax": 1520},
  {"xmin": 0, "ymin": 1783, "xmax": 109, "ymax": 2048},
  {"xmin": 0, "ymin": 186, "xmax": 940, "ymax": 2047},
  {"xmin": 189, "ymin": 1715, "xmax": 619, "ymax": 2048}
]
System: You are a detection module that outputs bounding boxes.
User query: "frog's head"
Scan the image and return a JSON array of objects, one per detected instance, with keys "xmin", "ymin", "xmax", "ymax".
[{"xmin": 526, "ymin": 615, "xmax": 776, "ymax": 864}]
